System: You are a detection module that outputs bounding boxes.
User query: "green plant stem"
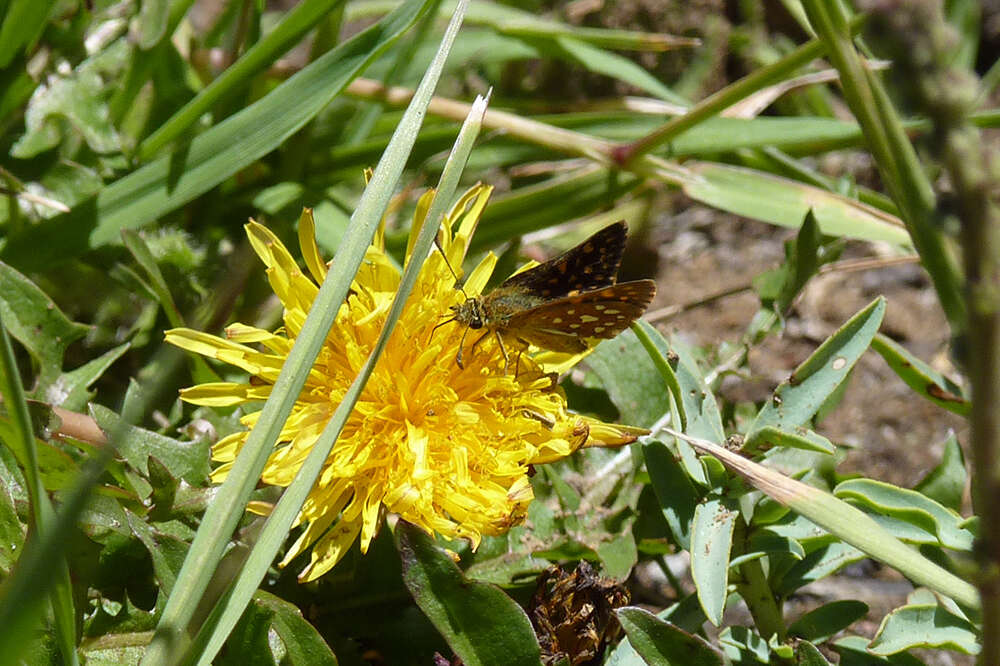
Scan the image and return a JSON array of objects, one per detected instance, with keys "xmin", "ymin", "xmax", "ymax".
[
  {"xmin": 616, "ymin": 15, "xmax": 865, "ymax": 165},
  {"xmin": 962, "ymin": 151, "xmax": 1000, "ymax": 662},
  {"xmin": 736, "ymin": 551, "xmax": 786, "ymax": 643},
  {"xmin": 801, "ymin": 1, "xmax": 966, "ymax": 333},
  {"xmin": 864, "ymin": 0, "xmax": 1000, "ymax": 656}
]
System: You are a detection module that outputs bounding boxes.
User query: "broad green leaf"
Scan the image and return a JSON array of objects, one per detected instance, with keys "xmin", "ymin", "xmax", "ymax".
[
  {"xmin": 642, "ymin": 440, "xmax": 700, "ymax": 550},
  {"xmin": 682, "ymin": 163, "xmax": 912, "ymax": 246},
  {"xmin": 718, "ymin": 626, "xmax": 769, "ymax": 663},
  {"xmin": 871, "ymin": 334, "xmax": 969, "ymax": 416},
  {"xmin": 834, "ymin": 479, "xmax": 973, "ymax": 551},
  {"xmin": 595, "ymin": 529, "xmax": 638, "ymax": 582},
  {"xmin": 772, "ymin": 538, "xmax": 865, "ymax": 597},
  {"xmin": 752, "ymin": 210, "xmax": 825, "ymax": 312},
  {"xmin": 794, "ymin": 640, "xmax": 833, "ymax": 666},
  {"xmin": 630, "ymin": 322, "xmax": 685, "ymax": 430},
  {"xmin": 147, "ymin": 457, "xmax": 180, "ymax": 522},
  {"xmin": 743, "ymin": 425, "xmax": 835, "ymax": 456},
  {"xmin": 585, "ymin": 327, "xmax": 672, "ymax": 427},
  {"xmin": 125, "ymin": 510, "xmax": 189, "ymax": 595},
  {"xmin": 747, "ymin": 297, "xmax": 885, "ymax": 442},
  {"xmin": 868, "ymin": 604, "xmax": 979, "ymax": 656},
  {"xmin": 690, "ymin": 497, "xmax": 736, "ymax": 626},
  {"xmin": 779, "ymin": 210, "xmax": 822, "ymax": 311},
  {"xmin": 914, "ymin": 433, "xmax": 966, "ymax": 513},
  {"xmin": 80, "ymin": 597, "xmax": 158, "ymax": 665},
  {"xmin": 223, "ymin": 592, "xmax": 338, "ymax": 666},
  {"xmin": 659, "ymin": 594, "xmax": 710, "ymax": 635},
  {"xmin": 464, "ymin": 553, "xmax": 550, "ymax": 586},
  {"xmin": 729, "ymin": 528, "xmax": 805, "ymax": 568},
  {"xmin": 0, "ymin": 472, "xmax": 24, "ymax": 573},
  {"xmin": 136, "ymin": 0, "xmax": 171, "ymax": 50},
  {"xmin": 76, "ymin": 492, "xmax": 133, "ymax": 543},
  {"xmin": 396, "ymin": 522, "xmax": 541, "ymax": 666},
  {"xmin": 543, "ymin": 464, "xmax": 582, "ymax": 513},
  {"xmin": 91, "ymin": 404, "xmax": 211, "ymax": 485},
  {"xmin": 1, "ymin": 0, "xmax": 431, "ymax": 271},
  {"xmin": 833, "ymin": 635, "xmax": 927, "ymax": 665},
  {"xmin": 0, "ymin": 261, "xmax": 89, "ymax": 392},
  {"xmin": 220, "ymin": 601, "xmax": 274, "ymax": 666},
  {"xmin": 615, "ymin": 607, "xmax": 726, "ymax": 666},
  {"xmin": 858, "ymin": 513, "xmax": 943, "ymax": 546},
  {"xmin": 11, "ymin": 40, "xmax": 126, "ymax": 158},
  {"xmin": 788, "ymin": 600, "xmax": 869, "ymax": 642},
  {"xmin": 632, "ymin": 321, "xmax": 724, "ymax": 485},
  {"xmin": 694, "ymin": 437, "xmax": 978, "ymax": 609},
  {"xmin": 661, "ymin": 330, "xmax": 725, "ymax": 444}
]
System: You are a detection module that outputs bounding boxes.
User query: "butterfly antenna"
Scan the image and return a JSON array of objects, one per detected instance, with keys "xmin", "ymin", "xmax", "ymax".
[{"xmin": 433, "ymin": 236, "xmax": 469, "ymax": 299}]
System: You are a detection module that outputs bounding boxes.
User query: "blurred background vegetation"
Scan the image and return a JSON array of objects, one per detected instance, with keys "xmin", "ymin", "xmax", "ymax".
[{"xmin": 0, "ymin": 0, "xmax": 997, "ymax": 664}]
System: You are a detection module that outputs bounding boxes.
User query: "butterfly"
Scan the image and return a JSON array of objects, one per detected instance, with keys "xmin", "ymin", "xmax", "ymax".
[{"xmin": 445, "ymin": 221, "xmax": 656, "ymax": 371}]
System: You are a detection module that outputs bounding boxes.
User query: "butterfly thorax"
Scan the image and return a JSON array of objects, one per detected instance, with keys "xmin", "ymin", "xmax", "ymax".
[{"xmin": 451, "ymin": 287, "xmax": 547, "ymax": 331}]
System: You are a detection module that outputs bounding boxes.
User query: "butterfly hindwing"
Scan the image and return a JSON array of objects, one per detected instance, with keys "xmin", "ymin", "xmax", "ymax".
[
  {"xmin": 506, "ymin": 279, "xmax": 656, "ymax": 350},
  {"xmin": 499, "ymin": 221, "xmax": 628, "ymax": 299}
]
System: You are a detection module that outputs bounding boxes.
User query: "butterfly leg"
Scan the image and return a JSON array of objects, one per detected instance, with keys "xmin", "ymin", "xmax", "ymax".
[
  {"xmin": 464, "ymin": 329, "xmax": 493, "ymax": 367},
  {"xmin": 455, "ymin": 324, "xmax": 472, "ymax": 369},
  {"xmin": 513, "ymin": 349, "xmax": 524, "ymax": 378},
  {"xmin": 494, "ymin": 331, "xmax": 511, "ymax": 373}
]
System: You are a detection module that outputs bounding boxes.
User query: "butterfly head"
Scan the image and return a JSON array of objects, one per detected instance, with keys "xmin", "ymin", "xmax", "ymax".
[{"xmin": 450, "ymin": 297, "xmax": 486, "ymax": 330}]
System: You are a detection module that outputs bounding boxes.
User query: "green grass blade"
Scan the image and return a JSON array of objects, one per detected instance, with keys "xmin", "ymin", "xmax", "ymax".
[
  {"xmin": 0, "ymin": 0, "xmax": 56, "ymax": 68},
  {"xmin": 0, "ymin": 0, "xmax": 429, "ymax": 273},
  {"xmin": 800, "ymin": 0, "xmax": 966, "ymax": 332},
  {"xmin": 138, "ymin": 0, "xmax": 346, "ymax": 158},
  {"xmin": 0, "ymin": 343, "xmax": 187, "ymax": 666},
  {"xmin": 184, "ymin": 33, "xmax": 480, "ymax": 666},
  {"xmin": 620, "ymin": 15, "xmax": 865, "ymax": 163},
  {"xmin": 140, "ymin": 2, "xmax": 447, "ymax": 662},
  {"xmin": 0, "ymin": 312, "xmax": 78, "ymax": 665}
]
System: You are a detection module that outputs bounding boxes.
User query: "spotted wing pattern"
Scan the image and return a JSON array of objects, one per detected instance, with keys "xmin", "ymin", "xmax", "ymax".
[
  {"xmin": 504, "ymin": 279, "xmax": 656, "ymax": 353},
  {"xmin": 500, "ymin": 221, "xmax": 628, "ymax": 299}
]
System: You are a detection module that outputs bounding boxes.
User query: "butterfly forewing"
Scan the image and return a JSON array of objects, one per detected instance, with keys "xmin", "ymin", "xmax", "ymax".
[
  {"xmin": 500, "ymin": 221, "xmax": 628, "ymax": 299},
  {"xmin": 447, "ymin": 222, "xmax": 656, "ymax": 370}
]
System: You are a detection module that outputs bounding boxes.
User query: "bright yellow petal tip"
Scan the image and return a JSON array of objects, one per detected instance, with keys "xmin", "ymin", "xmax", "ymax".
[{"xmin": 166, "ymin": 184, "xmax": 646, "ymax": 582}]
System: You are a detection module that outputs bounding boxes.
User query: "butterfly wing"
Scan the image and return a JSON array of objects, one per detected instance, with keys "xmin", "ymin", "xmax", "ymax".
[
  {"xmin": 505, "ymin": 279, "xmax": 656, "ymax": 352},
  {"xmin": 499, "ymin": 221, "xmax": 628, "ymax": 299}
]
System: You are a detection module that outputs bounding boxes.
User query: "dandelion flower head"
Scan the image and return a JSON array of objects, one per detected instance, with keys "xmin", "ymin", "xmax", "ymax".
[{"xmin": 166, "ymin": 185, "xmax": 641, "ymax": 581}]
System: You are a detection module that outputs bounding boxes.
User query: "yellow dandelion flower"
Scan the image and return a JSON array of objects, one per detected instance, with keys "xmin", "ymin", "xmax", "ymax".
[{"xmin": 166, "ymin": 184, "xmax": 643, "ymax": 582}]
